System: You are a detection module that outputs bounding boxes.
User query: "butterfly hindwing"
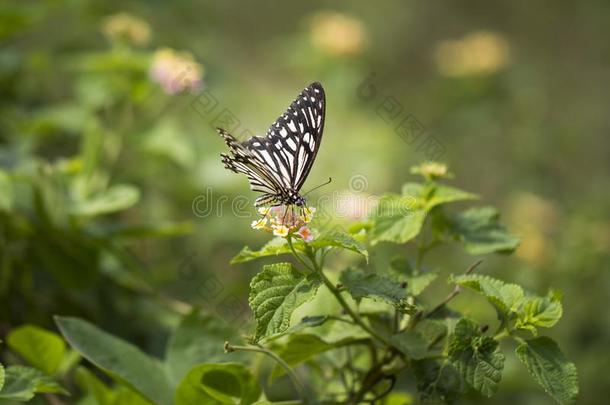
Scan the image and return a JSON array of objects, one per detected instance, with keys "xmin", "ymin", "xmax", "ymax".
[{"xmin": 218, "ymin": 82, "xmax": 325, "ymax": 206}]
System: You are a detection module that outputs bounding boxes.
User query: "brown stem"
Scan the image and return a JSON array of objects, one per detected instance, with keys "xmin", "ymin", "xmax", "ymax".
[{"xmin": 425, "ymin": 260, "xmax": 482, "ymax": 319}]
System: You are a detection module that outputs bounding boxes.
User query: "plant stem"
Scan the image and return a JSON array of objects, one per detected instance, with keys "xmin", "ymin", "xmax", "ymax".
[
  {"xmin": 424, "ymin": 260, "xmax": 482, "ymax": 319},
  {"xmin": 287, "ymin": 236, "xmax": 314, "ymax": 272},
  {"xmin": 225, "ymin": 342, "xmax": 308, "ymax": 402},
  {"xmin": 303, "ymin": 248, "xmax": 392, "ymax": 347}
]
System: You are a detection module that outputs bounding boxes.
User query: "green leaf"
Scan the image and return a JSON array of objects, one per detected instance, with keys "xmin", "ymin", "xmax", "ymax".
[
  {"xmin": 55, "ymin": 316, "xmax": 173, "ymax": 405},
  {"xmin": 231, "ymin": 238, "xmax": 296, "ymax": 264},
  {"xmin": 175, "ymin": 363, "xmax": 260, "ymax": 405},
  {"xmin": 165, "ymin": 312, "xmax": 246, "ymax": 386},
  {"xmin": 249, "ymin": 263, "xmax": 322, "ymax": 342},
  {"xmin": 0, "ymin": 169, "xmax": 13, "ymax": 211},
  {"xmin": 310, "ymin": 229, "xmax": 368, "ymax": 260},
  {"xmin": 0, "ymin": 366, "xmax": 67, "ymax": 401},
  {"xmin": 451, "ymin": 274, "xmax": 524, "ymax": 318},
  {"xmin": 413, "ymin": 359, "xmax": 463, "ymax": 403},
  {"xmin": 74, "ymin": 366, "xmax": 116, "ymax": 405},
  {"xmin": 71, "ymin": 184, "xmax": 140, "ymax": 216},
  {"xmin": 448, "ymin": 319, "xmax": 504, "ymax": 397},
  {"xmin": 7, "ymin": 324, "xmax": 66, "ymax": 375},
  {"xmin": 369, "ymin": 194, "xmax": 427, "ymax": 244},
  {"xmin": 264, "ymin": 316, "xmax": 330, "ymax": 342},
  {"xmin": 515, "ymin": 337, "xmax": 579, "ymax": 405},
  {"xmin": 516, "ymin": 290, "xmax": 563, "ymax": 334},
  {"xmin": 390, "ymin": 330, "xmax": 430, "ymax": 360},
  {"xmin": 407, "ymin": 273, "xmax": 438, "ymax": 296},
  {"xmin": 271, "ymin": 334, "xmax": 336, "ymax": 378},
  {"xmin": 388, "ymin": 257, "xmax": 438, "ymax": 296},
  {"xmin": 414, "ymin": 319, "xmax": 448, "ymax": 349},
  {"xmin": 0, "ymin": 363, "xmax": 4, "ymax": 392},
  {"xmin": 402, "ymin": 182, "xmax": 477, "ymax": 211},
  {"xmin": 447, "ymin": 207, "xmax": 520, "ymax": 254},
  {"xmin": 340, "ymin": 268, "xmax": 407, "ymax": 309}
]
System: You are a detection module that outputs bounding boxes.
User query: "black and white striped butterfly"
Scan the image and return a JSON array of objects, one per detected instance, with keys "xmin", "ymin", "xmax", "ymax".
[{"xmin": 218, "ymin": 82, "xmax": 325, "ymax": 207}]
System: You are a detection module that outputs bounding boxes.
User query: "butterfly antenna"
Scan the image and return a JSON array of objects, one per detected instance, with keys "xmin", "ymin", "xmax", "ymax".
[{"xmin": 304, "ymin": 177, "xmax": 332, "ymax": 196}]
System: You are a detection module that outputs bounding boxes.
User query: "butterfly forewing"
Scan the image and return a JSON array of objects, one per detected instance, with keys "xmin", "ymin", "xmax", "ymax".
[{"xmin": 218, "ymin": 82, "xmax": 325, "ymax": 206}]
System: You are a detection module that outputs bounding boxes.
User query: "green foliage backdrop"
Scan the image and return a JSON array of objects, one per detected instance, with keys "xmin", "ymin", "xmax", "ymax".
[{"xmin": 1, "ymin": 0, "xmax": 609, "ymax": 403}]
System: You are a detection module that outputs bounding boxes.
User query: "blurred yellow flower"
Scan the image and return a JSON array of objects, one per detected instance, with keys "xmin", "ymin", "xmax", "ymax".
[
  {"xmin": 310, "ymin": 12, "xmax": 368, "ymax": 57},
  {"xmin": 149, "ymin": 48, "xmax": 204, "ymax": 94},
  {"xmin": 251, "ymin": 217, "xmax": 267, "ymax": 230},
  {"xmin": 410, "ymin": 161, "xmax": 452, "ymax": 180},
  {"xmin": 251, "ymin": 206, "xmax": 316, "ymax": 241},
  {"xmin": 508, "ymin": 192, "xmax": 559, "ymax": 266},
  {"xmin": 434, "ymin": 31, "xmax": 510, "ymax": 77},
  {"xmin": 102, "ymin": 13, "xmax": 151, "ymax": 46},
  {"xmin": 302, "ymin": 206, "xmax": 316, "ymax": 223}
]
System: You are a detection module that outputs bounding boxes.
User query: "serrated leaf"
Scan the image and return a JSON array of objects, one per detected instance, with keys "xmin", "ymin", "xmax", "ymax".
[
  {"xmin": 310, "ymin": 229, "xmax": 368, "ymax": 260},
  {"xmin": 340, "ymin": 268, "xmax": 407, "ymax": 308},
  {"xmin": 249, "ymin": 263, "xmax": 321, "ymax": 342},
  {"xmin": 516, "ymin": 337, "xmax": 579, "ymax": 405},
  {"xmin": 451, "ymin": 274, "xmax": 524, "ymax": 318},
  {"xmin": 55, "ymin": 316, "xmax": 173, "ymax": 405},
  {"xmin": 0, "ymin": 366, "xmax": 67, "ymax": 401},
  {"xmin": 448, "ymin": 319, "xmax": 504, "ymax": 397},
  {"xmin": 231, "ymin": 238, "xmax": 296, "ymax": 264},
  {"xmin": 516, "ymin": 290, "xmax": 563, "ymax": 334},
  {"xmin": 369, "ymin": 194, "xmax": 427, "ymax": 244},
  {"xmin": 165, "ymin": 312, "xmax": 246, "ymax": 386},
  {"xmin": 7, "ymin": 325, "xmax": 66, "ymax": 375},
  {"xmin": 447, "ymin": 207, "xmax": 520, "ymax": 254},
  {"xmin": 175, "ymin": 363, "xmax": 260, "ymax": 405},
  {"xmin": 413, "ymin": 359, "xmax": 463, "ymax": 403}
]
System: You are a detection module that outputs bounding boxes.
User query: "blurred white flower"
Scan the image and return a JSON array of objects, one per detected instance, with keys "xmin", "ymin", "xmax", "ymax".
[
  {"xmin": 149, "ymin": 48, "xmax": 204, "ymax": 94},
  {"xmin": 434, "ymin": 31, "xmax": 510, "ymax": 77},
  {"xmin": 310, "ymin": 11, "xmax": 368, "ymax": 57},
  {"xmin": 271, "ymin": 224, "xmax": 290, "ymax": 238},
  {"xmin": 102, "ymin": 13, "xmax": 151, "ymax": 46}
]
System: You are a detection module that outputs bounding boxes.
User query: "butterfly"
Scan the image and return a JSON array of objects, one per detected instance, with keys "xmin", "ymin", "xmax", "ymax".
[{"xmin": 218, "ymin": 82, "xmax": 325, "ymax": 207}]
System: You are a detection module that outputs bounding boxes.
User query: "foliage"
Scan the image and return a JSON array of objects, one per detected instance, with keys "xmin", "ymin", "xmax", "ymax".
[
  {"xmin": 0, "ymin": 165, "xmax": 578, "ymax": 404},
  {"xmin": 0, "ymin": 3, "xmax": 596, "ymax": 402}
]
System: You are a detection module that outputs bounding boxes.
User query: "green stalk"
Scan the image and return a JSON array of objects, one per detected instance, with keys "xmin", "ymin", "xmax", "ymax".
[
  {"xmin": 303, "ymin": 247, "xmax": 392, "ymax": 347},
  {"xmin": 225, "ymin": 342, "xmax": 308, "ymax": 402}
]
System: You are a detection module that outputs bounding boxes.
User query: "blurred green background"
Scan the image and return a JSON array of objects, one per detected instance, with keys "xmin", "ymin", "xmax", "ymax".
[{"xmin": 1, "ymin": 0, "xmax": 609, "ymax": 403}]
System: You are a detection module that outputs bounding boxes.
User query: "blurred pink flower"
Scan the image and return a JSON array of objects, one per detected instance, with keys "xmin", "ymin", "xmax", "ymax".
[
  {"xmin": 149, "ymin": 48, "xmax": 204, "ymax": 94},
  {"xmin": 296, "ymin": 226, "xmax": 314, "ymax": 243}
]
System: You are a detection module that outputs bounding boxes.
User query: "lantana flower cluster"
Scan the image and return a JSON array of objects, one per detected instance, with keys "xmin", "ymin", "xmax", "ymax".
[
  {"xmin": 251, "ymin": 206, "xmax": 316, "ymax": 242},
  {"xmin": 149, "ymin": 48, "xmax": 204, "ymax": 95}
]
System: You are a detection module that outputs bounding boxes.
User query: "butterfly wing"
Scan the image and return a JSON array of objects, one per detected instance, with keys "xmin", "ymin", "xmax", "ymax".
[
  {"xmin": 218, "ymin": 82, "xmax": 326, "ymax": 205},
  {"xmin": 218, "ymin": 129, "xmax": 283, "ymax": 205},
  {"xmin": 244, "ymin": 82, "xmax": 325, "ymax": 192}
]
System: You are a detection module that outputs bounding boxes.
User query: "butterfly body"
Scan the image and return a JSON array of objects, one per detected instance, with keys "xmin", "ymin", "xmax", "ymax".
[{"xmin": 218, "ymin": 82, "xmax": 325, "ymax": 207}]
